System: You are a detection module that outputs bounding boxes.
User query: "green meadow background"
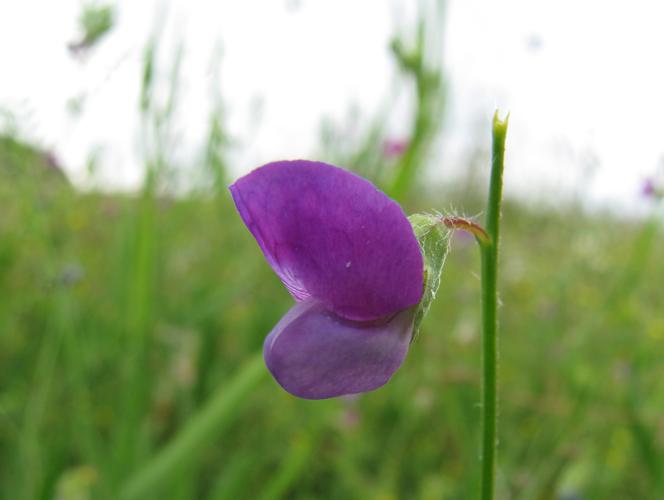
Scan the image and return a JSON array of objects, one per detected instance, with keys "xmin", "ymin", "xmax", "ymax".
[{"xmin": 1, "ymin": 3, "xmax": 663, "ymax": 499}]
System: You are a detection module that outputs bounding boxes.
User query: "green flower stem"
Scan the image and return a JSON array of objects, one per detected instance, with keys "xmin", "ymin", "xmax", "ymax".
[
  {"xmin": 119, "ymin": 353, "xmax": 266, "ymax": 500},
  {"xmin": 479, "ymin": 112, "xmax": 508, "ymax": 500}
]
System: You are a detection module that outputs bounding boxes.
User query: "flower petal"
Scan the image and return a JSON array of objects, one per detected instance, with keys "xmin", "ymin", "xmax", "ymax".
[
  {"xmin": 264, "ymin": 299, "xmax": 414, "ymax": 399},
  {"xmin": 229, "ymin": 160, "xmax": 424, "ymax": 321}
]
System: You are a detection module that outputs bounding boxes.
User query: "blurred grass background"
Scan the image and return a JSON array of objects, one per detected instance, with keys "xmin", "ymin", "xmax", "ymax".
[{"xmin": 1, "ymin": 2, "xmax": 664, "ymax": 499}]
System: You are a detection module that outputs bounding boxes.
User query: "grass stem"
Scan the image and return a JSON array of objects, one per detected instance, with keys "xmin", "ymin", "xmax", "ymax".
[
  {"xmin": 120, "ymin": 353, "xmax": 266, "ymax": 500},
  {"xmin": 479, "ymin": 111, "xmax": 508, "ymax": 500}
]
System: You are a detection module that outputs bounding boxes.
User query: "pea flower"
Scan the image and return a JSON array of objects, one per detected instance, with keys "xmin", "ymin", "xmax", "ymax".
[{"xmin": 230, "ymin": 160, "xmax": 425, "ymax": 399}]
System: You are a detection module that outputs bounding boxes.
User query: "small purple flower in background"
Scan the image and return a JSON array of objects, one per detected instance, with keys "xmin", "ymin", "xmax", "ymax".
[
  {"xmin": 44, "ymin": 150, "xmax": 62, "ymax": 172},
  {"xmin": 230, "ymin": 160, "xmax": 424, "ymax": 399},
  {"xmin": 641, "ymin": 177, "xmax": 658, "ymax": 199},
  {"xmin": 383, "ymin": 138, "xmax": 409, "ymax": 159}
]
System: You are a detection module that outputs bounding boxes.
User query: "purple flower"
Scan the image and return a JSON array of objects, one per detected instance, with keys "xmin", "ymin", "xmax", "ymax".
[
  {"xmin": 230, "ymin": 160, "xmax": 424, "ymax": 399},
  {"xmin": 383, "ymin": 139, "xmax": 409, "ymax": 159},
  {"xmin": 641, "ymin": 178, "xmax": 657, "ymax": 199}
]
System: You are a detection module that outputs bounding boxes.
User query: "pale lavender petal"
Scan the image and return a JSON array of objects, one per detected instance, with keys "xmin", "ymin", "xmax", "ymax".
[
  {"xmin": 229, "ymin": 160, "xmax": 423, "ymax": 321},
  {"xmin": 264, "ymin": 299, "xmax": 414, "ymax": 399}
]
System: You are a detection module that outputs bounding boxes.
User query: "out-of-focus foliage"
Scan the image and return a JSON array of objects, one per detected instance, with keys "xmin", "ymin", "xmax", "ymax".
[
  {"xmin": 1, "ymin": 133, "xmax": 663, "ymax": 499},
  {"xmin": 69, "ymin": 2, "xmax": 115, "ymax": 54},
  {"xmin": 0, "ymin": 135, "xmax": 69, "ymax": 186},
  {"xmin": 2, "ymin": 1, "xmax": 664, "ymax": 498},
  {"xmin": 319, "ymin": 1, "xmax": 446, "ymax": 200}
]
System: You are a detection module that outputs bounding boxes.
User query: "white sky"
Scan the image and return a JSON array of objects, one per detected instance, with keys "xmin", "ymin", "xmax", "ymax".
[{"xmin": 1, "ymin": 0, "xmax": 663, "ymax": 212}]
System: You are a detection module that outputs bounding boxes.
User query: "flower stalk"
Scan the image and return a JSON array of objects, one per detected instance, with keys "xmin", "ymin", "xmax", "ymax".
[{"xmin": 479, "ymin": 111, "xmax": 508, "ymax": 500}]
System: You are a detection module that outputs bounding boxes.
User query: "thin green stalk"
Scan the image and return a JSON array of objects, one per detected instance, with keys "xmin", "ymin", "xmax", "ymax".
[
  {"xmin": 19, "ymin": 313, "xmax": 63, "ymax": 500},
  {"xmin": 58, "ymin": 291, "xmax": 105, "ymax": 477},
  {"xmin": 119, "ymin": 353, "xmax": 267, "ymax": 500},
  {"xmin": 479, "ymin": 112, "xmax": 508, "ymax": 500},
  {"xmin": 111, "ymin": 187, "xmax": 157, "ymax": 486},
  {"xmin": 258, "ymin": 434, "xmax": 314, "ymax": 500}
]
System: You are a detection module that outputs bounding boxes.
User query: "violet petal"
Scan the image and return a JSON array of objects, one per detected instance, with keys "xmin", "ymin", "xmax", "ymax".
[
  {"xmin": 264, "ymin": 299, "xmax": 414, "ymax": 399},
  {"xmin": 229, "ymin": 160, "xmax": 423, "ymax": 321}
]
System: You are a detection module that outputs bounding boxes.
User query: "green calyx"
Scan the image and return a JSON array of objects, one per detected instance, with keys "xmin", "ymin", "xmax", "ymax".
[{"xmin": 408, "ymin": 213, "xmax": 452, "ymax": 336}]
